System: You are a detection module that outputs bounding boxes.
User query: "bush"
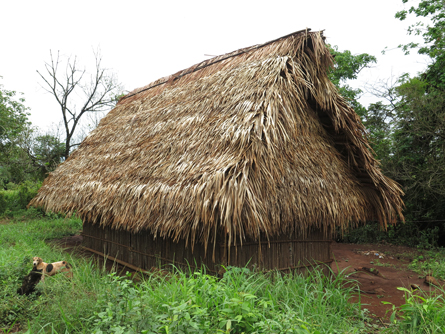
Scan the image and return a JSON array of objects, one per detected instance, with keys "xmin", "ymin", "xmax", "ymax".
[
  {"xmin": 5, "ymin": 182, "xmax": 18, "ymax": 190},
  {"xmin": 0, "ymin": 181, "xmax": 42, "ymax": 218},
  {"xmin": 88, "ymin": 267, "xmax": 361, "ymax": 334},
  {"xmin": 338, "ymin": 221, "xmax": 387, "ymax": 244},
  {"xmin": 384, "ymin": 287, "xmax": 445, "ymax": 333},
  {"xmin": 0, "ymin": 192, "xmax": 7, "ymax": 215},
  {"xmin": 408, "ymin": 249, "xmax": 445, "ymax": 280},
  {"xmin": 339, "ymin": 220, "xmax": 442, "ymax": 249},
  {"xmin": 17, "ymin": 181, "xmax": 41, "ymax": 209}
]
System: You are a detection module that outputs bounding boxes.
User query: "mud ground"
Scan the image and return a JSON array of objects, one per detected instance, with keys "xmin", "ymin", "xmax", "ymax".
[{"xmin": 331, "ymin": 242, "xmax": 444, "ymax": 318}]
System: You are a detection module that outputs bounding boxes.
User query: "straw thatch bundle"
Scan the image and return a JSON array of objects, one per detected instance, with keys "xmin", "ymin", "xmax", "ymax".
[{"xmin": 30, "ymin": 29, "xmax": 404, "ymax": 251}]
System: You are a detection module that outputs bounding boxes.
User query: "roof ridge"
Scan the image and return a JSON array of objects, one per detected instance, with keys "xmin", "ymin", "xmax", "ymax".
[{"xmin": 121, "ymin": 28, "xmax": 314, "ymax": 101}]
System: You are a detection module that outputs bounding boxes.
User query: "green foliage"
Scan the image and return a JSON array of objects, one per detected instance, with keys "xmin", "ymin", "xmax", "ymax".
[
  {"xmin": 396, "ymin": 0, "xmax": 445, "ymax": 89},
  {"xmin": 0, "ymin": 80, "xmax": 64, "ymax": 185},
  {"xmin": 354, "ymin": 2, "xmax": 445, "ymax": 245},
  {"xmin": 0, "ymin": 80, "xmax": 30, "ymax": 148},
  {"xmin": 365, "ymin": 74, "xmax": 445, "ymax": 242},
  {"xmin": 0, "ymin": 181, "xmax": 42, "ymax": 215},
  {"xmin": 340, "ymin": 222, "xmax": 388, "ymax": 244},
  {"xmin": 0, "ymin": 191, "xmax": 7, "ymax": 215},
  {"xmin": 0, "ymin": 217, "xmax": 83, "ymax": 331},
  {"xmin": 408, "ymin": 249, "xmax": 445, "ymax": 280},
  {"xmin": 7, "ymin": 129, "xmax": 65, "ymax": 184},
  {"xmin": 90, "ymin": 267, "xmax": 360, "ymax": 334},
  {"xmin": 0, "ymin": 217, "xmax": 370, "ymax": 333},
  {"xmin": 341, "ymin": 221, "xmax": 442, "ymax": 249},
  {"xmin": 359, "ymin": 101, "xmax": 394, "ymax": 160},
  {"xmin": 27, "ymin": 133, "xmax": 65, "ymax": 180},
  {"xmin": 383, "ymin": 287, "xmax": 445, "ymax": 333},
  {"xmin": 328, "ymin": 46, "xmax": 376, "ymax": 115},
  {"xmin": 390, "ymin": 76, "xmax": 445, "ymax": 221},
  {"xmin": 0, "ymin": 80, "xmax": 31, "ymax": 186},
  {"xmin": 17, "ymin": 181, "xmax": 40, "ymax": 209},
  {"xmin": 5, "ymin": 182, "xmax": 18, "ymax": 190}
]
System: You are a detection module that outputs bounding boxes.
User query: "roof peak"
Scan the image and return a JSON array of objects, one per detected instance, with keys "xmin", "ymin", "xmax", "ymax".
[{"xmin": 121, "ymin": 28, "xmax": 317, "ymax": 102}]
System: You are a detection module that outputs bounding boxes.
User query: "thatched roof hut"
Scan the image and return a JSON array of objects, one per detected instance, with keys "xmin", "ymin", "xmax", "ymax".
[{"xmin": 30, "ymin": 29, "xmax": 403, "ymax": 272}]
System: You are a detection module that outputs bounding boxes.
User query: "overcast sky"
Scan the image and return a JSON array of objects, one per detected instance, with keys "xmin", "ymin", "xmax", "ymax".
[{"xmin": 1, "ymin": 0, "xmax": 428, "ymax": 132}]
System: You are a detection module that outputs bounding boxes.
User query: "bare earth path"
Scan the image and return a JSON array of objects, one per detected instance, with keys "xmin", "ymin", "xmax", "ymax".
[
  {"xmin": 52, "ymin": 235, "xmax": 444, "ymax": 320},
  {"xmin": 331, "ymin": 242, "xmax": 443, "ymax": 319}
]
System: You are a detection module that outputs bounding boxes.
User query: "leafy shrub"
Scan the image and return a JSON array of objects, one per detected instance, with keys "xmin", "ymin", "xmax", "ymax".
[
  {"xmin": 4, "ymin": 181, "xmax": 40, "ymax": 212},
  {"xmin": 5, "ymin": 182, "xmax": 18, "ymax": 190},
  {"xmin": 339, "ymin": 221, "xmax": 388, "ymax": 244},
  {"xmin": 89, "ymin": 267, "xmax": 360, "ymax": 334},
  {"xmin": 0, "ymin": 191, "xmax": 7, "ymax": 215},
  {"xmin": 339, "ymin": 220, "xmax": 442, "ymax": 249},
  {"xmin": 21, "ymin": 207, "xmax": 44, "ymax": 219},
  {"xmin": 17, "ymin": 181, "xmax": 41, "ymax": 209},
  {"xmin": 408, "ymin": 249, "xmax": 445, "ymax": 280},
  {"xmin": 383, "ymin": 287, "xmax": 445, "ymax": 333},
  {"xmin": 0, "ymin": 181, "xmax": 45, "ymax": 218}
]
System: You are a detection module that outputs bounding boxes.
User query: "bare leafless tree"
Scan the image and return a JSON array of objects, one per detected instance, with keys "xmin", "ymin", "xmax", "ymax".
[{"xmin": 37, "ymin": 50, "xmax": 123, "ymax": 159}]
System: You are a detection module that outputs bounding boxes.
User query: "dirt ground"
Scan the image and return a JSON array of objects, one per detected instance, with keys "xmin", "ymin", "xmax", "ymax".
[
  {"xmin": 331, "ymin": 241, "xmax": 444, "ymax": 318},
  {"xmin": 51, "ymin": 235, "xmax": 444, "ymax": 320}
]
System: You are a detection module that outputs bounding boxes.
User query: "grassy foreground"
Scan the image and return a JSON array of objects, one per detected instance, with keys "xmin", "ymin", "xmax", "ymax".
[{"xmin": 1, "ymin": 215, "xmax": 444, "ymax": 333}]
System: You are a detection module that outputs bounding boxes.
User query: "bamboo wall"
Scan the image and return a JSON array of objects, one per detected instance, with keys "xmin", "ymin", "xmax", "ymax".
[{"xmin": 82, "ymin": 222, "xmax": 332, "ymax": 275}]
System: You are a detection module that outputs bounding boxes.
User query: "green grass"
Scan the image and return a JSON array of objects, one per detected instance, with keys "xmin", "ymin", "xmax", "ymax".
[
  {"xmin": 371, "ymin": 259, "xmax": 397, "ymax": 269},
  {"xmin": 1, "ymin": 215, "xmax": 444, "ymax": 333},
  {"xmin": 0, "ymin": 216, "xmax": 88, "ymax": 332},
  {"xmin": 408, "ymin": 249, "xmax": 445, "ymax": 281},
  {"xmin": 88, "ymin": 267, "xmax": 370, "ymax": 334},
  {"xmin": 383, "ymin": 287, "xmax": 445, "ymax": 333},
  {"xmin": 0, "ymin": 181, "xmax": 41, "ymax": 216}
]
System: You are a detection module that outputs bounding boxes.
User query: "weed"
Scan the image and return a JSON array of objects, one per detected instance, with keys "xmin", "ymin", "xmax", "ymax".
[
  {"xmin": 408, "ymin": 249, "xmax": 445, "ymax": 280},
  {"xmin": 339, "ymin": 221, "xmax": 442, "ymax": 249},
  {"xmin": 383, "ymin": 287, "xmax": 445, "ymax": 333},
  {"xmin": 372, "ymin": 259, "xmax": 396, "ymax": 269},
  {"xmin": 89, "ymin": 267, "xmax": 358, "ymax": 333},
  {"xmin": 4, "ymin": 215, "xmax": 444, "ymax": 333}
]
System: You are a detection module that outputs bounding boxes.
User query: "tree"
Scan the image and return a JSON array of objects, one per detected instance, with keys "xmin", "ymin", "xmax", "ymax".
[
  {"xmin": 37, "ymin": 50, "xmax": 123, "ymax": 160},
  {"xmin": 21, "ymin": 130, "xmax": 65, "ymax": 180},
  {"xmin": 0, "ymin": 79, "xmax": 30, "ymax": 151},
  {"xmin": 349, "ymin": 0, "xmax": 445, "ymax": 246},
  {"xmin": 328, "ymin": 46, "xmax": 377, "ymax": 116},
  {"xmin": 392, "ymin": 0, "xmax": 445, "ymax": 223},
  {"xmin": 396, "ymin": 0, "xmax": 445, "ymax": 89},
  {"xmin": 0, "ymin": 80, "xmax": 30, "ymax": 186},
  {"xmin": 2, "ymin": 126, "xmax": 65, "ymax": 185},
  {"xmin": 390, "ymin": 76, "xmax": 445, "ymax": 220},
  {"xmin": 0, "ymin": 80, "xmax": 65, "ymax": 186}
]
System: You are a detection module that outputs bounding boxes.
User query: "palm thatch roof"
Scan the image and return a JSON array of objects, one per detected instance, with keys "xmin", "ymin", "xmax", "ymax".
[{"xmin": 30, "ymin": 29, "xmax": 404, "ymax": 250}]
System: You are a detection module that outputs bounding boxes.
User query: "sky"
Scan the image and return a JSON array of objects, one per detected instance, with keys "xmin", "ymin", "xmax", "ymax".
[{"xmin": 1, "ymin": 0, "xmax": 428, "ymax": 133}]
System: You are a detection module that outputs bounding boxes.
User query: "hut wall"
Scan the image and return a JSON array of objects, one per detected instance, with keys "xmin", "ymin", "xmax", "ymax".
[
  {"xmin": 82, "ymin": 222, "xmax": 332, "ymax": 274},
  {"xmin": 82, "ymin": 221, "xmax": 222, "ymax": 273},
  {"xmin": 226, "ymin": 229, "xmax": 332, "ymax": 275}
]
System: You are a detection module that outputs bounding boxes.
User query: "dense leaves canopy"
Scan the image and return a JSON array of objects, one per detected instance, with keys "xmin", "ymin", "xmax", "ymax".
[
  {"xmin": 349, "ymin": 0, "xmax": 445, "ymax": 246},
  {"xmin": 396, "ymin": 0, "xmax": 445, "ymax": 89},
  {"xmin": 0, "ymin": 81, "xmax": 64, "ymax": 186},
  {"xmin": 0, "ymin": 82, "xmax": 29, "ymax": 147}
]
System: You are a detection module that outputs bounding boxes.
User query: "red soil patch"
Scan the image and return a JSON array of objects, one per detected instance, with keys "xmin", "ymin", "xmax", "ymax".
[
  {"xmin": 331, "ymin": 241, "xmax": 444, "ymax": 319},
  {"xmin": 51, "ymin": 235, "xmax": 444, "ymax": 320}
]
